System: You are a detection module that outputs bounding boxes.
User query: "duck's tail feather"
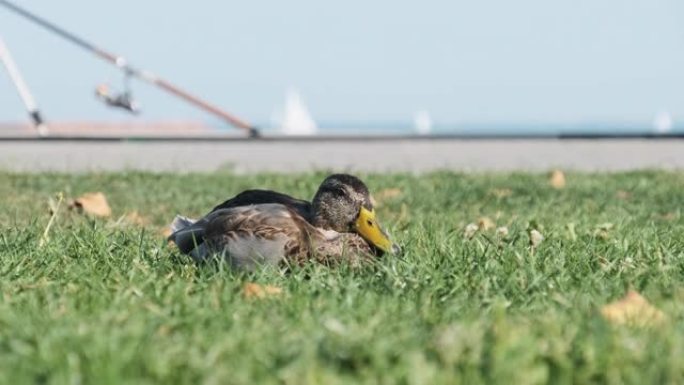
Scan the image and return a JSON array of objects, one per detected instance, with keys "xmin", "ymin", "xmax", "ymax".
[
  {"xmin": 170, "ymin": 215, "xmax": 197, "ymax": 234},
  {"xmin": 168, "ymin": 215, "xmax": 206, "ymax": 255}
]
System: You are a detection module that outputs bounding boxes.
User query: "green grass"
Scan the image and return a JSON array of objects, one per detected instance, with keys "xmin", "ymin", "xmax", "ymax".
[{"xmin": 1, "ymin": 171, "xmax": 684, "ymax": 384}]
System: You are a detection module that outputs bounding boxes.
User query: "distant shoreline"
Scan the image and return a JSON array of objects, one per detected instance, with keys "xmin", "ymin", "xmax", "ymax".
[{"xmin": 1, "ymin": 121, "xmax": 683, "ymax": 140}]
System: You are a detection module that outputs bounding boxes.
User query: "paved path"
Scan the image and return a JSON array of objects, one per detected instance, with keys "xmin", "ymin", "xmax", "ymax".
[{"xmin": 1, "ymin": 138, "xmax": 684, "ymax": 173}]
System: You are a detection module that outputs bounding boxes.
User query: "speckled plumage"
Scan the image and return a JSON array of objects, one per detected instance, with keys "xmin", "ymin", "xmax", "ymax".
[{"xmin": 169, "ymin": 174, "xmax": 383, "ymax": 270}]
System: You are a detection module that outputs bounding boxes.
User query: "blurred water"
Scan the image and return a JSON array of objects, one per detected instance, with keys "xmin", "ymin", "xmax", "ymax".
[{"xmin": 216, "ymin": 121, "xmax": 684, "ymax": 136}]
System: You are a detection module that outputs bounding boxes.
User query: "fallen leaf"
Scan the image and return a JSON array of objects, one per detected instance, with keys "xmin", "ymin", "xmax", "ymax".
[
  {"xmin": 549, "ymin": 170, "xmax": 566, "ymax": 189},
  {"xmin": 596, "ymin": 223, "xmax": 614, "ymax": 231},
  {"xmin": 601, "ymin": 290, "xmax": 666, "ymax": 327},
  {"xmin": 156, "ymin": 325, "xmax": 172, "ymax": 336},
  {"xmin": 323, "ymin": 318, "xmax": 347, "ymax": 335},
  {"xmin": 123, "ymin": 211, "xmax": 149, "ymax": 226},
  {"xmin": 463, "ymin": 223, "xmax": 479, "ymax": 239},
  {"xmin": 242, "ymin": 283, "xmax": 283, "ymax": 299},
  {"xmin": 160, "ymin": 226, "xmax": 174, "ymax": 239},
  {"xmin": 529, "ymin": 229, "xmax": 544, "ymax": 247},
  {"xmin": 597, "ymin": 255, "xmax": 611, "ymax": 272},
  {"xmin": 376, "ymin": 188, "xmax": 402, "ymax": 200},
  {"xmin": 52, "ymin": 304, "xmax": 68, "ymax": 318},
  {"xmin": 593, "ymin": 223, "xmax": 614, "ymax": 240},
  {"xmin": 398, "ymin": 203, "xmax": 409, "ymax": 223},
  {"xmin": 70, "ymin": 192, "xmax": 111, "ymax": 217},
  {"xmin": 615, "ymin": 190, "xmax": 631, "ymax": 200},
  {"xmin": 490, "ymin": 188, "xmax": 513, "ymax": 198},
  {"xmin": 372, "ymin": 188, "xmax": 403, "ymax": 206},
  {"xmin": 477, "ymin": 217, "xmax": 496, "ymax": 231},
  {"xmin": 496, "ymin": 226, "xmax": 509, "ymax": 238}
]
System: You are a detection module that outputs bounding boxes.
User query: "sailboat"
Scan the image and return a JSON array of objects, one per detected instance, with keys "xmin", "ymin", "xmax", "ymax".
[
  {"xmin": 653, "ymin": 110, "xmax": 673, "ymax": 134},
  {"xmin": 281, "ymin": 88, "xmax": 317, "ymax": 135},
  {"xmin": 413, "ymin": 110, "xmax": 433, "ymax": 135}
]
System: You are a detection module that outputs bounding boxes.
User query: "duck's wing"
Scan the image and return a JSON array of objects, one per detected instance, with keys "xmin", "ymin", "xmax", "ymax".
[
  {"xmin": 210, "ymin": 189, "xmax": 312, "ymax": 221},
  {"xmin": 169, "ymin": 189, "xmax": 311, "ymax": 260},
  {"xmin": 201, "ymin": 203, "xmax": 311, "ymax": 270},
  {"xmin": 170, "ymin": 203, "xmax": 376, "ymax": 270}
]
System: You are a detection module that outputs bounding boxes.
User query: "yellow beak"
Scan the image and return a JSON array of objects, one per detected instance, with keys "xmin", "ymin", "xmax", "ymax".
[{"xmin": 354, "ymin": 207, "xmax": 399, "ymax": 254}]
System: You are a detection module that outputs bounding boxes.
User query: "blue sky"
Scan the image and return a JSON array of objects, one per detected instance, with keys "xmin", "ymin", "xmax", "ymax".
[{"xmin": 1, "ymin": 0, "xmax": 683, "ymax": 128}]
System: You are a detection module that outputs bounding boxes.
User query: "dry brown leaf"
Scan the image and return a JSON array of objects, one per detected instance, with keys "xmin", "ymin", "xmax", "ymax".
[
  {"xmin": 463, "ymin": 223, "xmax": 479, "ymax": 239},
  {"xmin": 529, "ymin": 229, "xmax": 544, "ymax": 247},
  {"xmin": 156, "ymin": 324, "xmax": 172, "ymax": 336},
  {"xmin": 160, "ymin": 226, "xmax": 174, "ymax": 239},
  {"xmin": 70, "ymin": 192, "xmax": 111, "ymax": 217},
  {"xmin": 615, "ymin": 190, "xmax": 631, "ymax": 200},
  {"xmin": 123, "ymin": 211, "xmax": 149, "ymax": 226},
  {"xmin": 398, "ymin": 203, "xmax": 409, "ymax": 223},
  {"xmin": 477, "ymin": 217, "xmax": 496, "ymax": 231},
  {"xmin": 496, "ymin": 226, "xmax": 509, "ymax": 238},
  {"xmin": 372, "ymin": 188, "xmax": 403, "ymax": 206},
  {"xmin": 593, "ymin": 223, "xmax": 614, "ymax": 240},
  {"xmin": 376, "ymin": 188, "xmax": 402, "ymax": 199},
  {"xmin": 242, "ymin": 283, "xmax": 283, "ymax": 299},
  {"xmin": 549, "ymin": 170, "xmax": 566, "ymax": 189},
  {"xmin": 601, "ymin": 290, "xmax": 666, "ymax": 327},
  {"xmin": 490, "ymin": 188, "xmax": 513, "ymax": 198}
]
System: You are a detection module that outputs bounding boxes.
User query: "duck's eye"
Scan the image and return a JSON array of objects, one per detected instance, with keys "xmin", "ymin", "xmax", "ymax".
[{"xmin": 366, "ymin": 220, "xmax": 373, "ymax": 227}]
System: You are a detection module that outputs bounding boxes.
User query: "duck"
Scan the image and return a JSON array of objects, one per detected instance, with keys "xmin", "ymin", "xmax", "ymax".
[{"xmin": 168, "ymin": 174, "xmax": 400, "ymax": 270}]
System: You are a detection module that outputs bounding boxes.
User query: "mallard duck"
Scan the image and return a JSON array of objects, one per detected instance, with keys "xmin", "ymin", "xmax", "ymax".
[{"xmin": 169, "ymin": 174, "xmax": 400, "ymax": 270}]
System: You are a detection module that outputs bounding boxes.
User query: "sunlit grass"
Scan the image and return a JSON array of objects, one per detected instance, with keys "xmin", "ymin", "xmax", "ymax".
[{"xmin": 1, "ymin": 171, "xmax": 683, "ymax": 384}]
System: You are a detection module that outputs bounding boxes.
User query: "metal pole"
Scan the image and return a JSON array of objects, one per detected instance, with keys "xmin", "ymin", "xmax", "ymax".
[
  {"xmin": 0, "ymin": 36, "xmax": 48, "ymax": 136},
  {"xmin": 0, "ymin": 0, "xmax": 259, "ymax": 137}
]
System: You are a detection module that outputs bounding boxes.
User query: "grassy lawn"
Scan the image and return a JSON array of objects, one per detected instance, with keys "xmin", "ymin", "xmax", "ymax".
[{"xmin": 1, "ymin": 171, "xmax": 683, "ymax": 384}]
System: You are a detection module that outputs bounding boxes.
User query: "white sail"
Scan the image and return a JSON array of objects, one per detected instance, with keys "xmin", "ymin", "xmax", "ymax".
[
  {"xmin": 281, "ymin": 88, "xmax": 317, "ymax": 135},
  {"xmin": 413, "ymin": 110, "xmax": 432, "ymax": 134},
  {"xmin": 653, "ymin": 110, "xmax": 673, "ymax": 134}
]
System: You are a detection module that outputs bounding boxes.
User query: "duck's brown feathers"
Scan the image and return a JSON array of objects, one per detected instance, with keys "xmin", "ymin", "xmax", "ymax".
[{"xmin": 172, "ymin": 203, "xmax": 373, "ymax": 270}]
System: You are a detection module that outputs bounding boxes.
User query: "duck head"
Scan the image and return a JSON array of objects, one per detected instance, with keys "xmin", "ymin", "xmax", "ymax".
[{"xmin": 311, "ymin": 174, "xmax": 401, "ymax": 255}]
